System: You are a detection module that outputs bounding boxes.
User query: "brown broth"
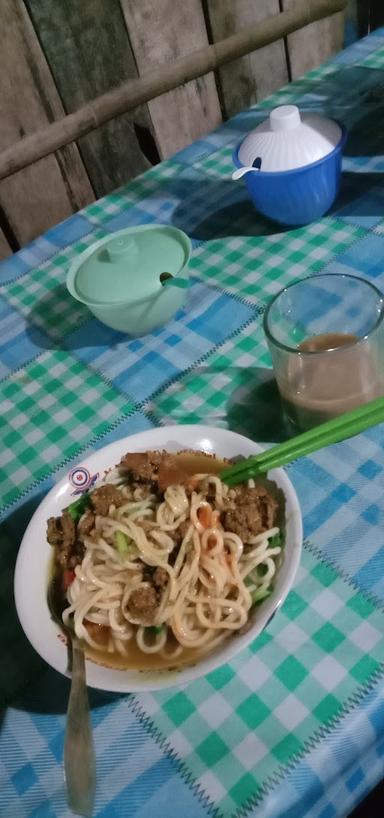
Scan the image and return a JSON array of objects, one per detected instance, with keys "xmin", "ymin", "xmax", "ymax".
[{"xmin": 82, "ymin": 630, "xmax": 209, "ymax": 671}]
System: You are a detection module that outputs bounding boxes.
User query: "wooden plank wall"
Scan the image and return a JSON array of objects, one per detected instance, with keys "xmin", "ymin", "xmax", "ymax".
[
  {"xmin": 26, "ymin": 0, "xmax": 154, "ymax": 198},
  {"xmin": 0, "ymin": 1, "xmax": 345, "ymax": 259},
  {"xmin": 121, "ymin": 0, "xmax": 222, "ymax": 159},
  {"xmin": 282, "ymin": 0, "xmax": 344, "ymax": 78},
  {"xmin": 206, "ymin": 0, "xmax": 289, "ymax": 118},
  {"xmin": 0, "ymin": 0, "xmax": 94, "ymax": 252}
]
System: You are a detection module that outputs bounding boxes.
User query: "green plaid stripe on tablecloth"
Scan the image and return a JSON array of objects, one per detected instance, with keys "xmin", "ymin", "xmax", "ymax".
[
  {"xmin": 356, "ymin": 45, "xmax": 384, "ymax": 69},
  {"xmin": 194, "ymin": 146, "xmax": 235, "ymax": 178},
  {"xmin": 0, "ymin": 350, "xmax": 133, "ymax": 510},
  {"xmin": 148, "ymin": 320, "xmax": 281, "ymax": 442},
  {"xmin": 133, "ymin": 547, "xmax": 384, "ymax": 816},
  {"xmin": 189, "ymin": 225, "xmax": 365, "ymax": 302},
  {"xmin": 258, "ymin": 63, "xmax": 342, "ymax": 109},
  {"xmin": 82, "ymin": 160, "xmax": 181, "ymax": 223},
  {"xmin": 0, "ymin": 230, "xmax": 111, "ymax": 338}
]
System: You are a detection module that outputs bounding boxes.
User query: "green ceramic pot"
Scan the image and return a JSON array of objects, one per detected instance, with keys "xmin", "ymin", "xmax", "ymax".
[{"xmin": 66, "ymin": 224, "xmax": 191, "ymax": 336}]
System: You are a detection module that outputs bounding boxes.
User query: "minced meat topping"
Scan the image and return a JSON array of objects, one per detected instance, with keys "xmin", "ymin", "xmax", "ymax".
[
  {"xmin": 90, "ymin": 485, "xmax": 124, "ymax": 516},
  {"xmin": 47, "ymin": 510, "xmax": 84, "ymax": 569},
  {"xmin": 128, "ymin": 585, "xmax": 158, "ymax": 622},
  {"xmin": 222, "ymin": 485, "xmax": 277, "ymax": 542},
  {"xmin": 120, "ymin": 451, "xmax": 165, "ymax": 484}
]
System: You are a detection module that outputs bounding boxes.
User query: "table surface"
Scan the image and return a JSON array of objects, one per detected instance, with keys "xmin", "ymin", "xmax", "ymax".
[{"xmin": 2, "ymin": 26, "xmax": 384, "ymax": 818}]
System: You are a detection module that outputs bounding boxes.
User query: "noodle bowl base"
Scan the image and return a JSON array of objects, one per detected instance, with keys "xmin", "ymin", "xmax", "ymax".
[{"xmin": 14, "ymin": 426, "xmax": 302, "ymax": 693}]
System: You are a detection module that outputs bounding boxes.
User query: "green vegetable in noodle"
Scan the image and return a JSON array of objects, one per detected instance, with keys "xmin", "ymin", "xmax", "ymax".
[
  {"xmin": 145, "ymin": 625, "xmax": 166, "ymax": 635},
  {"xmin": 269, "ymin": 532, "xmax": 282, "ymax": 548},
  {"xmin": 251, "ymin": 587, "xmax": 271, "ymax": 605},
  {"xmin": 68, "ymin": 492, "xmax": 90, "ymax": 522},
  {"xmin": 114, "ymin": 530, "xmax": 137, "ymax": 558},
  {"xmin": 115, "ymin": 530, "xmax": 128, "ymax": 553},
  {"xmin": 245, "ymin": 564, "xmax": 268, "ymax": 587}
]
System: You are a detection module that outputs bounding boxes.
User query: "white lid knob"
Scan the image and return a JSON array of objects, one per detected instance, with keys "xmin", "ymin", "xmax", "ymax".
[{"xmin": 269, "ymin": 105, "xmax": 301, "ymax": 132}]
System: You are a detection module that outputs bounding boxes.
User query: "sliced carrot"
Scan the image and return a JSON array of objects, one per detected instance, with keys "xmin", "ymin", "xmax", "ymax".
[
  {"xmin": 62, "ymin": 569, "xmax": 75, "ymax": 591},
  {"xmin": 198, "ymin": 505, "xmax": 212, "ymax": 528}
]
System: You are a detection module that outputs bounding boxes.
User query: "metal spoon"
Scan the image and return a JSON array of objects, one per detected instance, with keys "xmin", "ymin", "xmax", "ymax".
[
  {"xmin": 47, "ymin": 580, "xmax": 96, "ymax": 817},
  {"xmin": 159, "ymin": 272, "xmax": 189, "ymax": 289}
]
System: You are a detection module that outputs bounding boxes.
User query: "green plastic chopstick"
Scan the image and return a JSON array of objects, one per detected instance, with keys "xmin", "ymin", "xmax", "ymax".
[{"xmin": 221, "ymin": 394, "xmax": 384, "ymax": 486}]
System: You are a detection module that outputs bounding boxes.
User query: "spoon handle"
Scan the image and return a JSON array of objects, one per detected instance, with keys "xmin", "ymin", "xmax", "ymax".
[
  {"xmin": 159, "ymin": 273, "xmax": 189, "ymax": 289},
  {"xmin": 64, "ymin": 639, "xmax": 96, "ymax": 817},
  {"xmin": 162, "ymin": 277, "xmax": 189, "ymax": 289}
]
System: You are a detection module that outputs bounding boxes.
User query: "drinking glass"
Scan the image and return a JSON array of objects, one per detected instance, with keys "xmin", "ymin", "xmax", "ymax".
[{"xmin": 263, "ymin": 273, "xmax": 384, "ymax": 431}]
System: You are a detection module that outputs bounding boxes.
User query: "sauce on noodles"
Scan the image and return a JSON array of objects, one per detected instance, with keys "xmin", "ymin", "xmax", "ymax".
[{"xmin": 47, "ymin": 451, "xmax": 282, "ymax": 671}]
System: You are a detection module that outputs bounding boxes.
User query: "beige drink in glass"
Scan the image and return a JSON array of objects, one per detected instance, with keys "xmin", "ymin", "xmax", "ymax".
[{"xmin": 264, "ymin": 275, "xmax": 384, "ymax": 431}]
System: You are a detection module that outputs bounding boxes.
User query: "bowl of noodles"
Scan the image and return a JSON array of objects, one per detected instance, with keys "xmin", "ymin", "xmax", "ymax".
[{"xmin": 14, "ymin": 425, "xmax": 302, "ymax": 692}]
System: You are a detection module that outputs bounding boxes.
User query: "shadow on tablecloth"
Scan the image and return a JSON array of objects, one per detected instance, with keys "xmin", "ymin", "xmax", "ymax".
[
  {"xmin": 226, "ymin": 367, "xmax": 290, "ymax": 444},
  {"xmin": 0, "ymin": 491, "xmax": 48, "ymax": 712},
  {"xmin": 0, "ymin": 488, "xmax": 125, "ymax": 719},
  {"xmin": 169, "ymin": 177, "xmax": 291, "ymax": 241},
  {"xmin": 11, "ymin": 665, "xmax": 124, "ymax": 716},
  {"xmin": 150, "ymin": 362, "xmax": 291, "ymax": 444}
]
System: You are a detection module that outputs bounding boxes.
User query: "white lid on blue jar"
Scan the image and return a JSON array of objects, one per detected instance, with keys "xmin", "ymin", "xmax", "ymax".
[{"xmin": 238, "ymin": 105, "xmax": 342, "ymax": 172}]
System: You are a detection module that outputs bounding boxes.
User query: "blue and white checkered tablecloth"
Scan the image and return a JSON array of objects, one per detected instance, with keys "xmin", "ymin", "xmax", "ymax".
[{"xmin": 2, "ymin": 27, "xmax": 384, "ymax": 818}]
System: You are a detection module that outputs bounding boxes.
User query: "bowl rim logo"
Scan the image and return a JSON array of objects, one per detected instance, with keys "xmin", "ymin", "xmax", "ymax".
[{"xmin": 69, "ymin": 466, "xmax": 98, "ymax": 495}]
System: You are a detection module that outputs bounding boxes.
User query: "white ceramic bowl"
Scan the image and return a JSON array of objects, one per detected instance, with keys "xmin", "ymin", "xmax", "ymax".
[{"xmin": 14, "ymin": 425, "xmax": 302, "ymax": 693}]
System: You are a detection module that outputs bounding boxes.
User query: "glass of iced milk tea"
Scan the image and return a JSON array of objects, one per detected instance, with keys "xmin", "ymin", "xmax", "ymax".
[{"xmin": 264, "ymin": 273, "xmax": 384, "ymax": 431}]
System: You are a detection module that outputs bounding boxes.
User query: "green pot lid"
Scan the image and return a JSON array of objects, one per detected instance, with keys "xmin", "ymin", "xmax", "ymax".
[{"xmin": 70, "ymin": 225, "xmax": 191, "ymax": 306}]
